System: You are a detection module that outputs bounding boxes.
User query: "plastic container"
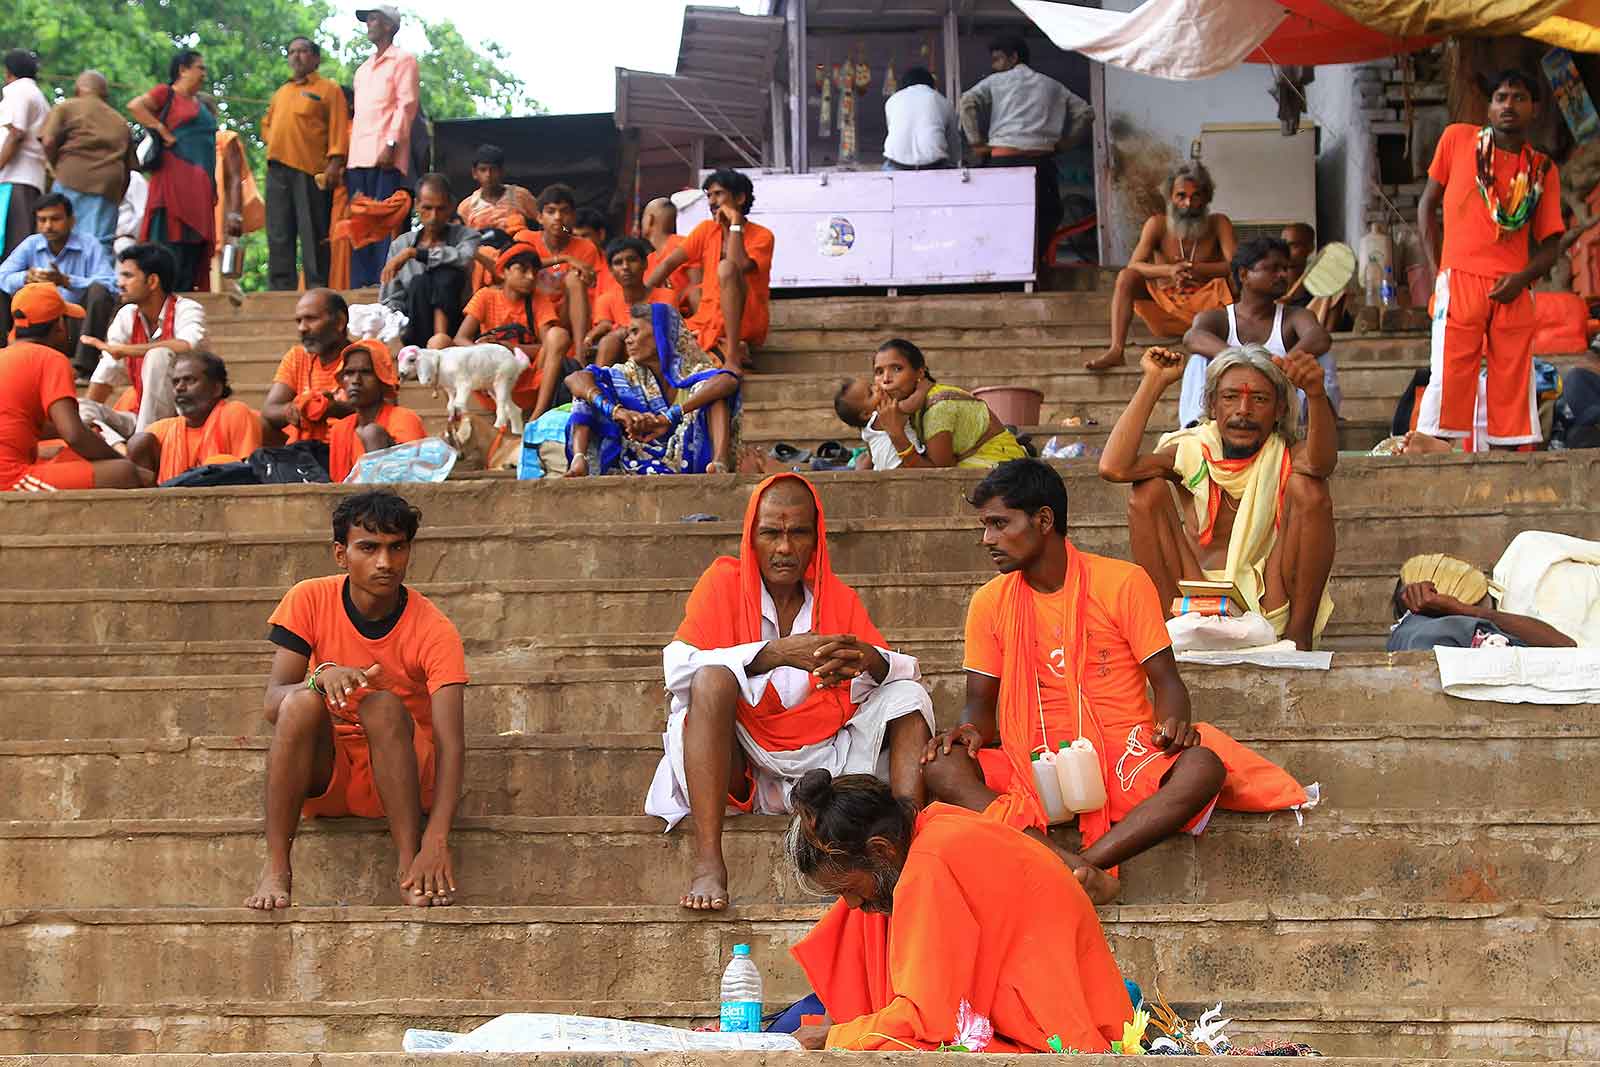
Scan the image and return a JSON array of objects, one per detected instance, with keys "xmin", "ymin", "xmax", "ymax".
[
  {"xmin": 1380, "ymin": 266, "xmax": 1397, "ymax": 310},
  {"xmin": 719, "ymin": 944, "xmax": 763, "ymax": 1033},
  {"xmin": 1031, "ymin": 750, "xmax": 1071, "ymax": 825},
  {"xmin": 1053, "ymin": 738, "xmax": 1107, "ymax": 814},
  {"xmin": 973, "ymin": 386, "xmax": 1044, "ymax": 428},
  {"xmin": 1358, "ymin": 222, "xmax": 1392, "ymax": 307}
]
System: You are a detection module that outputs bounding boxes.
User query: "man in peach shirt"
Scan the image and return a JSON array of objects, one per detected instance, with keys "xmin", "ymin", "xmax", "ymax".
[{"xmin": 346, "ymin": 5, "xmax": 419, "ymax": 288}]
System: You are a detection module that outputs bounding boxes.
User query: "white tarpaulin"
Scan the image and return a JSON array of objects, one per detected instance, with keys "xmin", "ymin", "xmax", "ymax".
[{"xmin": 1009, "ymin": 0, "xmax": 1288, "ymax": 80}]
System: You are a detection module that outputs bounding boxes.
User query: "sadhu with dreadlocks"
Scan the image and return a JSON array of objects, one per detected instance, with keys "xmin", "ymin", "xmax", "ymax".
[
  {"xmin": 783, "ymin": 770, "xmax": 1133, "ymax": 1053},
  {"xmin": 1416, "ymin": 69, "xmax": 1565, "ymax": 448}
]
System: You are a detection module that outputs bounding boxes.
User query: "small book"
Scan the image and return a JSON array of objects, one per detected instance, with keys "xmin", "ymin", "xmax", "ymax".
[{"xmin": 1178, "ymin": 578, "xmax": 1247, "ymax": 602}]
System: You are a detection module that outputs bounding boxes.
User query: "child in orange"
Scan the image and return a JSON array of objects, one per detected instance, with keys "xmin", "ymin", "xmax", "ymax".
[
  {"xmin": 518, "ymin": 183, "xmax": 602, "ymax": 361},
  {"xmin": 1417, "ymin": 70, "xmax": 1564, "ymax": 447},
  {"xmin": 455, "ymin": 242, "xmax": 570, "ymax": 416},
  {"xmin": 584, "ymin": 237, "xmax": 676, "ymax": 367},
  {"xmin": 246, "ymin": 490, "xmax": 468, "ymax": 911},
  {"xmin": 325, "ymin": 340, "xmax": 426, "ymax": 481}
]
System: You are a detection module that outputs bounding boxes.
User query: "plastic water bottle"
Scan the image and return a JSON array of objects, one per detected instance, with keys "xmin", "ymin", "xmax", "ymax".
[
  {"xmin": 1380, "ymin": 266, "xmax": 1397, "ymax": 310},
  {"xmin": 1031, "ymin": 750, "xmax": 1071, "ymax": 825},
  {"xmin": 719, "ymin": 944, "xmax": 763, "ymax": 1033}
]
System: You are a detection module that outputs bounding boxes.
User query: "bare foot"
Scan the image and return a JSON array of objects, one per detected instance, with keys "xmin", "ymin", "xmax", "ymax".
[
  {"xmin": 397, "ymin": 858, "xmax": 438, "ymax": 908},
  {"xmin": 245, "ymin": 865, "xmax": 292, "ymax": 911},
  {"xmin": 564, "ymin": 454, "xmax": 590, "ymax": 478},
  {"xmin": 1083, "ymin": 346, "xmax": 1125, "ymax": 372},
  {"xmin": 1074, "ymin": 864, "xmax": 1122, "ymax": 905},
  {"xmin": 681, "ymin": 859, "xmax": 730, "ymax": 911},
  {"xmin": 733, "ymin": 341, "xmax": 755, "ymax": 373},
  {"xmin": 1401, "ymin": 430, "xmax": 1453, "ymax": 455}
]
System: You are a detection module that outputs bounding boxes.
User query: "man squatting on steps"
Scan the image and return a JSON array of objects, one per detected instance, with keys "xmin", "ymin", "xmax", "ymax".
[
  {"xmin": 646, "ymin": 473, "xmax": 935, "ymax": 911},
  {"xmin": 920, "ymin": 459, "xmax": 1312, "ymax": 903},
  {"xmin": 247, "ymin": 490, "xmax": 468, "ymax": 910}
]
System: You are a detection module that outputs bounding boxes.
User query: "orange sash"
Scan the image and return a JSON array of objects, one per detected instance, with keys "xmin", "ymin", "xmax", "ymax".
[
  {"xmin": 331, "ymin": 189, "xmax": 414, "ymax": 251},
  {"xmin": 674, "ymin": 473, "xmax": 887, "ymax": 752}
]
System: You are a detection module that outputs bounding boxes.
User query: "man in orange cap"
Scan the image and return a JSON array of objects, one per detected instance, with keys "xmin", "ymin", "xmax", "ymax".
[
  {"xmin": 645, "ymin": 473, "xmax": 935, "ymax": 912},
  {"xmin": 0, "ymin": 282, "xmax": 148, "ymax": 489},
  {"xmin": 326, "ymin": 338, "xmax": 425, "ymax": 481},
  {"xmin": 454, "ymin": 242, "xmax": 571, "ymax": 417},
  {"xmin": 126, "ymin": 350, "xmax": 260, "ymax": 482}
]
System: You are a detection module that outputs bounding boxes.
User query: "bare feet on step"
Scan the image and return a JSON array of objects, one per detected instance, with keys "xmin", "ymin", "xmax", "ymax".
[
  {"xmin": 681, "ymin": 859, "xmax": 730, "ymax": 911},
  {"xmin": 1074, "ymin": 864, "xmax": 1121, "ymax": 905},
  {"xmin": 1084, "ymin": 345, "xmax": 1125, "ymax": 371},
  {"xmin": 245, "ymin": 865, "xmax": 293, "ymax": 911}
]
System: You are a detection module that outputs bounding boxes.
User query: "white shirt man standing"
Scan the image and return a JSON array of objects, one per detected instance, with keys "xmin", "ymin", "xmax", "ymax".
[
  {"xmin": 0, "ymin": 49, "xmax": 50, "ymax": 258},
  {"xmin": 882, "ymin": 67, "xmax": 961, "ymax": 170}
]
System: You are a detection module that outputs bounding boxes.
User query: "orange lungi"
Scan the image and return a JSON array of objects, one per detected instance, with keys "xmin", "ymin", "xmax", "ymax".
[
  {"xmin": 1418, "ymin": 268, "xmax": 1540, "ymax": 446},
  {"xmin": 1133, "ymin": 276, "xmax": 1232, "ymax": 337},
  {"xmin": 302, "ymin": 724, "xmax": 436, "ymax": 819}
]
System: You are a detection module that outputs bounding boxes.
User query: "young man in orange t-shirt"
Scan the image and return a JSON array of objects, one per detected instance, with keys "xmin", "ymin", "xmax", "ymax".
[
  {"xmin": 645, "ymin": 169, "xmax": 774, "ymax": 371},
  {"xmin": 519, "ymin": 183, "xmax": 601, "ymax": 361},
  {"xmin": 1417, "ymin": 70, "xmax": 1564, "ymax": 447},
  {"xmin": 0, "ymin": 283, "xmax": 149, "ymax": 490},
  {"xmin": 246, "ymin": 490, "xmax": 468, "ymax": 911},
  {"xmin": 585, "ymin": 237, "xmax": 676, "ymax": 367},
  {"xmin": 921, "ymin": 459, "xmax": 1309, "ymax": 904},
  {"xmin": 262, "ymin": 288, "xmax": 355, "ymax": 444},
  {"xmin": 325, "ymin": 340, "xmax": 426, "ymax": 482},
  {"xmin": 455, "ymin": 243, "xmax": 571, "ymax": 416},
  {"xmin": 127, "ymin": 351, "xmax": 261, "ymax": 482}
]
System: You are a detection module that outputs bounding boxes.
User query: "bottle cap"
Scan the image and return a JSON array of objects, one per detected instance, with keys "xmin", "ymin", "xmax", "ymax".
[
  {"xmin": 732, "ymin": 944, "xmax": 751, "ymax": 957},
  {"xmin": 1059, "ymin": 740, "xmax": 1070, "ymax": 750},
  {"xmin": 1031, "ymin": 751, "xmax": 1042, "ymax": 761}
]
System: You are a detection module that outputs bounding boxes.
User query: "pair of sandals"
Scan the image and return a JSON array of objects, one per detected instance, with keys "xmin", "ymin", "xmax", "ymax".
[{"xmin": 768, "ymin": 441, "xmax": 852, "ymax": 471}]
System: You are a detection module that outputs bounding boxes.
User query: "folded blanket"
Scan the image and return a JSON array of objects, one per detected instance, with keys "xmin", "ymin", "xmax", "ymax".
[{"xmin": 1436, "ymin": 646, "xmax": 1600, "ymax": 704}]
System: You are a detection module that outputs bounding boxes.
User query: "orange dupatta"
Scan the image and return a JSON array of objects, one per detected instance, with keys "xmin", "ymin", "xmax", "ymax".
[
  {"xmin": 980, "ymin": 542, "xmax": 1113, "ymax": 850},
  {"xmin": 331, "ymin": 189, "xmax": 414, "ymax": 251},
  {"xmin": 674, "ymin": 473, "xmax": 887, "ymax": 753}
]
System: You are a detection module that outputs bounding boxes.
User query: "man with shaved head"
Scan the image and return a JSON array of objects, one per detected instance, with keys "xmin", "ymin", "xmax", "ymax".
[
  {"xmin": 41, "ymin": 69, "xmax": 131, "ymax": 258},
  {"xmin": 262, "ymin": 287, "xmax": 354, "ymax": 444},
  {"xmin": 641, "ymin": 195, "xmax": 697, "ymax": 314},
  {"xmin": 645, "ymin": 474, "xmax": 935, "ymax": 911}
]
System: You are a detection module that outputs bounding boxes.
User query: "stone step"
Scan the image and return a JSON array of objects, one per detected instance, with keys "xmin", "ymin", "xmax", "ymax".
[
  {"xmin": 4, "ymin": 722, "xmax": 1595, "ymax": 824},
  {"xmin": 5, "ymin": 453, "xmax": 1573, "ymax": 537},
  {"xmin": 3, "ymin": 503, "xmax": 1588, "ymax": 591},
  {"xmin": 0, "ymin": 1056, "xmax": 1591, "ymax": 1067},
  {"xmin": 0, "ymin": 655, "xmax": 1584, "ymax": 735},
  {"xmin": 4, "ymin": 807, "xmax": 1593, "ymax": 910},
  {"xmin": 3, "ymin": 902, "xmax": 1593, "ymax": 1054},
  {"xmin": 0, "ymin": 564, "xmax": 1512, "ymax": 647}
]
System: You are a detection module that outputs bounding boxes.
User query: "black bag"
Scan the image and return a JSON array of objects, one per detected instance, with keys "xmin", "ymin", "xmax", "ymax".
[
  {"xmin": 159, "ymin": 460, "xmax": 258, "ymax": 488},
  {"xmin": 133, "ymin": 86, "xmax": 176, "ymax": 172},
  {"xmin": 247, "ymin": 442, "xmax": 331, "ymax": 485}
]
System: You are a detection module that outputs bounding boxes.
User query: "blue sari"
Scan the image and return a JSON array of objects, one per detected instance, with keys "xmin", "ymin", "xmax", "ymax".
[{"xmin": 565, "ymin": 303, "xmax": 740, "ymax": 474}]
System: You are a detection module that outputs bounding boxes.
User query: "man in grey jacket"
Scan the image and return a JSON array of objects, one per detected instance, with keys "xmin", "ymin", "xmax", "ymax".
[
  {"xmin": 960, "ymin": 34, "xmax": 1094, "ymax": 264},
  {"xmin": 380, "ymin": 171, "xmax": 479, "ymax": 349}
]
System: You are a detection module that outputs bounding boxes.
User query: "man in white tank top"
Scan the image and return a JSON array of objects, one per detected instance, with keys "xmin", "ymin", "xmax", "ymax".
[{"xmin": 1180, "ymin": 237, "xmax": 1340, "ymax": 428}]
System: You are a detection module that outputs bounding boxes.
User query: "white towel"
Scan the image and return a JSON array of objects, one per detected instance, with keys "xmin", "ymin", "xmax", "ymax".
[{"xmin": 1436, "ymin": 646, "xmax": 1600, "ymax": 704}]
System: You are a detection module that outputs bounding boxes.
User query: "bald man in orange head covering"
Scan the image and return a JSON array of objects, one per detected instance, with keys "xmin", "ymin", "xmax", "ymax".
[{"xmin": 645, "ymin": 474, "xmax": 935, "ymax": 912}]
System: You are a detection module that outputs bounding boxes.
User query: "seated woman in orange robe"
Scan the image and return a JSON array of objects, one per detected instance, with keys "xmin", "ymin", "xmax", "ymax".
[
  {"xmin": 787, "ymin": 770, "xmax": 1133, "ymax": 1053},
  {"xmin": 325, "ymin": 339, "xmax": 425, "ymax": 482}
]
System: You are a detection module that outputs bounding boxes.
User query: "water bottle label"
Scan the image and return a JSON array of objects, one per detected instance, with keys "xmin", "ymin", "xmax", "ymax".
[{"xmin": 720, "ymin": 1000, "xmax": 762, "ymax": 1033}]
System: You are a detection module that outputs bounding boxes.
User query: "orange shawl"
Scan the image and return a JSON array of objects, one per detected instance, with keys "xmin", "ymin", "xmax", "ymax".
[
  {"xmin": 331, "ymin": 189, "xmax": 414, "ymax": 251},
  {"xmin": 674, "ymin": 473, "xmax": 887, "ymax": 753},
  {"xmin": 981, "ymin": 543, "xmax": 1113, "ymax": 848}
]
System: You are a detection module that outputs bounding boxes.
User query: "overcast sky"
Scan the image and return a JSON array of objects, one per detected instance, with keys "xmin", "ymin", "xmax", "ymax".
[{"xmin": 332, "ymin": 0, "xmax": 766, "ymax": 115}]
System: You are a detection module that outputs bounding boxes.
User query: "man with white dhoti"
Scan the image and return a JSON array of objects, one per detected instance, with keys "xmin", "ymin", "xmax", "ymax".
[{"xmin": 645, "ymin": 473, "xmax": 935, "ymax": 911}]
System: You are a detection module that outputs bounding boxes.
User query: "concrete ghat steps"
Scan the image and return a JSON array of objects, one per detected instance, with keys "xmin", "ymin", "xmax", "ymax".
[
  {"xmin": 5, "ymin": 453, "xmax": 1579, "ymax": 535},
  {"xmin": 8, "ymin": 720, "xmax": 1596, "ymax": 822},
  {"xmin": 5, "ymin": 1060, "xmax": 1596, "ymax": 1067},
  {"xmin": 0, "ymin": 655, "xmax": 1585, "ymax": 733},
  {"xmin": 5, "ymin": 809, "xmax": 1595, "ymax": 910},
  {"xmin": 4, "ymin": 903, "xmax": 1597, "ymax": 1055},
  {"xmin": 0, "ymin": 566, "xmax": 1490, "ymax": 646},
  {"xmin": 5, "ymin": 504, "xmax": 1586, "ymax": 590}
]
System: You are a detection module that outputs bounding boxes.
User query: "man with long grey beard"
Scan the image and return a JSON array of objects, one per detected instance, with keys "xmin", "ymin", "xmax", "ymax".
[{"xmin": 1088, "ymin": 161, "xmax": 1236, "ymax": 371}]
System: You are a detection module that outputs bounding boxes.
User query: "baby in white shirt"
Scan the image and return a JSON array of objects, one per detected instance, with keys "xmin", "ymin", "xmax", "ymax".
[{"xmin": 833, "ymin": 377, "xmax": 921, "ymax": 469}]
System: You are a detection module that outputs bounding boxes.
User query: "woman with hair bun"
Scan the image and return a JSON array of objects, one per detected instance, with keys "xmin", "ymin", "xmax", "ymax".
[{"xmin": 784, "ymin": 770, "xmax": 1131, "ymax": 1053}]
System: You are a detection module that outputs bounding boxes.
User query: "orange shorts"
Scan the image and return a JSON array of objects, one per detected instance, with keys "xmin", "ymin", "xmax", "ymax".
[
  {"xmin": 978, "ymin": 723, "xmax": 1220, "ymax": 835},
  {"xmin": 303, "ymin": 724, "xmax": 436, "ymax": 819},
  {"xmin": 4, "ymin": 450, "xmax": 97, "ymax": 492}
]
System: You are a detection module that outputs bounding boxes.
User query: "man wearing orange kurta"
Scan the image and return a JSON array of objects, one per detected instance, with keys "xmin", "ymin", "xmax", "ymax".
[
  {"xmin": 787, "ymin": 773, "xmax": 1132, "ymax": 1052},
  {"xmin": 326, "ymin": 339, "xmax": 424, "ymax": 482},
  {"xmin": 644, "ymin": 169, "xmax": 773, "ymax": 371},
  {"xmin": 1416, "ymin": 71, "xmax": 1564, "ymax": 447},
  {"xmin": 261, "ymin": 288, "xmax": 353, "ymax": 444},
  {"xmin": 127, "ymin": 351, "xmax": 260, "ymax": 482},
  {"xmin": 922, "ymin": 459, "xmax": 1311, "ymax": 903},
  {"xmin": 645, "ymin": 474, "xmax": 934, "ymax": 912}
]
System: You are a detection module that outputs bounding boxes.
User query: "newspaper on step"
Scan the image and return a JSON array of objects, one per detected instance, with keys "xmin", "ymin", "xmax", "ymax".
[{"xmin": 402, "ymin": 1013, "xmax": 804, "ymax": 1053}]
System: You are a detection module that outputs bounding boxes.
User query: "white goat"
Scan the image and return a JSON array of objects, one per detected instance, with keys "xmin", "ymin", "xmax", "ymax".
[{"xmin": 398, "ymin": 343, "xmax": 530, "ymax": 442}]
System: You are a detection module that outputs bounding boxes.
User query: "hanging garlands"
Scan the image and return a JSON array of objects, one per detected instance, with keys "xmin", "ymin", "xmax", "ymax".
[{"xmin": 1474, "ymin": 125, "xmax": 1552, "ymax": 234}]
